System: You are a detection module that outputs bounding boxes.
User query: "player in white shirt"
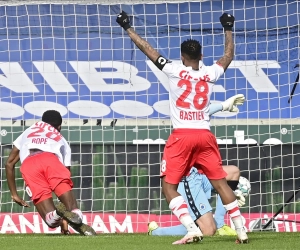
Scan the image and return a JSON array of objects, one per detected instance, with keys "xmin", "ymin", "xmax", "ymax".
[
  {"xmin": 5, "ymin": 110, "xmax": 96, "ymax": 236},
  {"xmin": 117, "ymin": 12, "xmax": 248, "ymax": 244},
  {"xmin": 148, "ymin": 98, "xmax": 247, "ymax": 237}
]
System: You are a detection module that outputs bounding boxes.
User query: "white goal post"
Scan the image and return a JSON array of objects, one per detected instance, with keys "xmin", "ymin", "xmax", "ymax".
[{"xmin": 0, "ymin": 0, "xmax": 299, "ymax": 234}]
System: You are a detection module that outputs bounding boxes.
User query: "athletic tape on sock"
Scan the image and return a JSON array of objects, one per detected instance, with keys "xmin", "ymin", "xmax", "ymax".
[{"xmin": 182, "ymin": 177, "xmax": 201, "ymax": 221}]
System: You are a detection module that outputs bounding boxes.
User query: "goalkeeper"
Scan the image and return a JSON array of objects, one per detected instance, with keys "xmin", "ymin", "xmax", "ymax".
[
  {"xmin": 148, "ymin": 94, "xmax": 246, "ymax": 236},
  {"xmin": 148, "ymin": 166, "xmax": 247, "ymax": 236}
]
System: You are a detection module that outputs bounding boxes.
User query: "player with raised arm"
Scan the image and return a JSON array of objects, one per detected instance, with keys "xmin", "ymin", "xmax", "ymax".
[
  {"xmin": 117, "ymin": 11, "xmax": 248, "ymax": 244},
  {"xmin": 5, "ymin": 110, "xmax": 96, "ymax": 236},
  {"xmin": 148, "ymin": 95, "xmax": 247, "ymax": 237}
]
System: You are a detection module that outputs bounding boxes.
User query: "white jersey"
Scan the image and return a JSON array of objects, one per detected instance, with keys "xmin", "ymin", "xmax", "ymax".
[
  {"xmin": 162, "ymin": 60, "xmax": 224, "ymax": 129},
  {"xmin": 13, "ymin": 121, "xmax": 71, "ymax": 166}
]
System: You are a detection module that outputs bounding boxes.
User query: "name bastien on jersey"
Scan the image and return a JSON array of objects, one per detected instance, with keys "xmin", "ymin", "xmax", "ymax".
[
  {"xmin": 13, "ymin": 121, "xmax": 71, "ymax": 166},
  {"xmin": 155, "ymin": 55, "xmax": 224, "ymax": 130}
]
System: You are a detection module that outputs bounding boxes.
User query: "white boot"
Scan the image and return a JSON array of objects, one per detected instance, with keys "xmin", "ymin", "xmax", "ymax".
[
  {"xmin": 172, "ymin": 230, "xmax": 203, "ymax": 245},
  {"xmin": 236, "ymin": 228, "xmax": 249, "ymax": 244}
]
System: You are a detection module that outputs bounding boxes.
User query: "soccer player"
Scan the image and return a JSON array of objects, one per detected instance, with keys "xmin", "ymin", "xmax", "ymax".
[
  {"xmin": 117, "ymin": 11, "xmax": 248, "ymax": 244},
  {"xmin": 148, "ymin": 96, "xmax": 246, "ymax": 237},
  {"xmin": 148, "ymin": 166, "xmax": 246, "ymax": 236},
  {"xmin": 5, "ymin": 110, "xmax": 96, "ymax": 236}
]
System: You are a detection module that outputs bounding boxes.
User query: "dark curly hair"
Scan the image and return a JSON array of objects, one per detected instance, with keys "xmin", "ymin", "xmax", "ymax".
[
  {"xmin": 42, "ymin": 110, "xmax": 62, "ymax": 129},
  {"xmin": 181, "ymin": 39, "xmax": 202, "ymax": 60}
]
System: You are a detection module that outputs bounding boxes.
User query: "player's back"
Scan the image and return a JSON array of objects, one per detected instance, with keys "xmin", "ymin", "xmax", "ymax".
[
  {"xmin": 14, "ymin": 121, "xmax": 68, "ymax": 164},
  {"xmin": 162, "ymin": 61, "xmax": 224, "ymax": 129}
]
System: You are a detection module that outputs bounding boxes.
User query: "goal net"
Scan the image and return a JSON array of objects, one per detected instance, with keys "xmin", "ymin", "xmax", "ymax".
[{"xmin": 0, "ymin": 0, "xmax": 299, "ymax": 234}]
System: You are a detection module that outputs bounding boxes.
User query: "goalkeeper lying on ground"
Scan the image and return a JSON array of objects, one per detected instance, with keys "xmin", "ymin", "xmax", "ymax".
[{"xmin": 149, "ymin": 94, "xmax": 247, "ymax": 236}]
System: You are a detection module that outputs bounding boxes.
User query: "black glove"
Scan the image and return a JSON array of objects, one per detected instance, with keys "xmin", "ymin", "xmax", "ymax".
[
  {"xmin": 220, "ymin": 13, "xmax": 235, "ymax": 31},
  {"xmin": 116, "ymin": 11, "xmax": 131, "ymax": 31}
]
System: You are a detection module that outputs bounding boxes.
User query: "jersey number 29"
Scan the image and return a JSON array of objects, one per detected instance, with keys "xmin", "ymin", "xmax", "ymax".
[{"xmin": 27, "ymin": 127, "xmax": 61, "ymax": 142}]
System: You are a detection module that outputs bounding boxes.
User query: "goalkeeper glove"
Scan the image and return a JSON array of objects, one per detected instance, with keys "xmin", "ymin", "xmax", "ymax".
[
  {"xmin": 234, "ymin": 190, "xmax": 246, "ymax": 207},
  {"xmin": 116, "ymin": 11, "xmax": 131, "ymax": 31},
  {"xmin": 220, "ymin": 13, "xmax": 235, "ymax": 31},
  {"xmin": 221, "ymin": 94, "xmax": 245, "ymax": 112}
]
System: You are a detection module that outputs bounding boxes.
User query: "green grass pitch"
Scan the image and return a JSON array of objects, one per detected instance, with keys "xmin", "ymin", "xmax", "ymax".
[{"xmin": 0, "ymin": 232, "xmax": 299, "ymax": 250}]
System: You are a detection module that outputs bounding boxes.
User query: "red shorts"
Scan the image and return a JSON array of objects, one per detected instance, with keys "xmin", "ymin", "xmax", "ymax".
[
  {"xmin": 161, "ymin": 129, "xmax": 226, "ymax": 184},
  {"xmin": 20, "ymin": 152, "xmax": 73, "ymax": 204}
]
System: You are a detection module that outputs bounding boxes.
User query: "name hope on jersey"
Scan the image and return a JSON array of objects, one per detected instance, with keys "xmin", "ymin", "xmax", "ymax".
[{"xmin": 13, "ymin": 121, "xmax": 71, "ymax": 166}]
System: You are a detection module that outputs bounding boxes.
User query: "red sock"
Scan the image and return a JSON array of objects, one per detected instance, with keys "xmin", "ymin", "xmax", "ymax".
[
  {"xmin": 224, "ymin": 200, "xmax": 243, "ymax": 230},
  {"xmin": 169, "ymin": 196, "xmax": 189, "ymax": 219},
  {"xmin": 169, "ymin": 196, "xmax": 201, "ymax": 233}
]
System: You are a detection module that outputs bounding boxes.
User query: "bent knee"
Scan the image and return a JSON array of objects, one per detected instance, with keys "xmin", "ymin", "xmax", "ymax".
[
  {"xmin": 196, "ymin": 215, "xmax": 217, "ymax": 236},
  {"xmin": 231, "ymin": 165, "xmax": 240, "ymax": 179},
  {"xmin": 224, "ymin": 165, "xmax": 240, "ymax": 180},
  {"xmin": 201, "ymin": 226, "xmax": 217, "ymax": 236}
]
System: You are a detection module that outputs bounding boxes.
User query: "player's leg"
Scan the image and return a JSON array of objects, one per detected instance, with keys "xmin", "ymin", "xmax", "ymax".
[
  {"xmin": 149, "ymin": 222, "xmax": 187, "ymax": 236},
  {"xmin": 44, "ymin": 152, "xmax": 96, "ymax": 235},
  {"xmin": 161, "ymin": 132, "xmax": 203, "ymax": 244},
  {"xmin": 215, "ymin": 165, "xmax": 240, "ymax": 235},
  {"xmin": 199, "ymin": 174, "xmax": 230, "ymax": 235},
  {"xmin": 20, "ymin": 153, "xmax": 82, "ymax": 229},
  {"xmin": 180, "ymin": 169, "xmax": 216, "ymax": 236},
  {"xmin": 20, "ymin": 154, "xmax": 64, "ymax": 229},
  {"xmin": 209, "ymin": 179, "xmax": 248, "ymax": 243},
  {"xmin": 195, "ymin": 213, "xmax": 216, "ymax": 236},
  {"xmin": 196, "ymin": 131, "xmax": 248, "ymax": 243},
  {"xmin": 149, "ymin": 178, "xmax": 192, "ymax": 236},
  {"xmin": 149, "ymin": 215, "xmax": 216, "ymax": 237},
  {"xmin": 214, "ymin": 195, "xmax": 236, "ymax": 236},
  {"xmin": 37, "ymin": 198, "xmax": 95, "ymax": 236},
  {"xmin": 201, "ymin": 166, "xmax": 239, "ymax": 236},
  {"xmin": 224, "ymin": 165, "xmax": 240, "ymax": 180},
  {"xmin": 35, "ymin": 198, "xmax": 63, "ymax": 228},
  {"xmin": 151, "ymin": 169, "xmax": 214, "ymax": 237},
  {"xmin": 32, "ymin": 193, "xmax": 74, "ymax": 231},
  {"xmin": 55, "ymin": 188, "xmax": 82, "ymax": 222},
  {"xmin": 41, "ymin": 153, "xmax": 82, "ymax": 222},
  {"xmin": 161, "ymin": 178, "xmax": 202, "ymax": 242},
  {"xmin": 225, "ymin": 165, "xmax": 240, "ymax": 191},
  {"xmin": 214, "ymin": 194, "xmax": 226, "ymax": 229},
  {"xmin": 56, "ymin": 202, "xmax": 96, "ymax": 236}
]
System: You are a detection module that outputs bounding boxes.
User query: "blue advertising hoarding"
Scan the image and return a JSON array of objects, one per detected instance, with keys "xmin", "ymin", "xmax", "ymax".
[{"xmin": 0, "ymin": 0, "xmax": 298, "ymax": 120}]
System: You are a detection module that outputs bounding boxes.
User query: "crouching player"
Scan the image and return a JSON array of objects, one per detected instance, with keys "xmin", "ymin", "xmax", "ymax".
[
  {"xmin": 5, "ymin": 110, "xmax": 96, "ymax": 236},
  {"xmin": 148, "ymin": 166, "xmax": 248, "ymax": 236}
]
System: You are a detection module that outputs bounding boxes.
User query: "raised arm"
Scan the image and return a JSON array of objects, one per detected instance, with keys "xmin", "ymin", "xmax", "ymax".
[
  {"xmin": 126, "ymin": 28, "xmax": 160, "ymax": 63},
  {"xmin": 116, "ymin": 11, "xmax": 166, "ymax": 69},
  {"xmin": 217, "ymin": 13, "xmax": 235, "ymax": 72}
]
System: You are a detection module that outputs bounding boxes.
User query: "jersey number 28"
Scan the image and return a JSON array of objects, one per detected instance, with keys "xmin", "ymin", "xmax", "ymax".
[{"xmin": 176, "ymin": 79, "xmax": 209, "ymax": 110}]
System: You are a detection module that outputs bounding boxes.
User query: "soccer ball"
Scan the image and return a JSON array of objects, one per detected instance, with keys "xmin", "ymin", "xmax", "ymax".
[{"xmin": 237, "ymin": 176, "xmax": 251, "ymax": 197}]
